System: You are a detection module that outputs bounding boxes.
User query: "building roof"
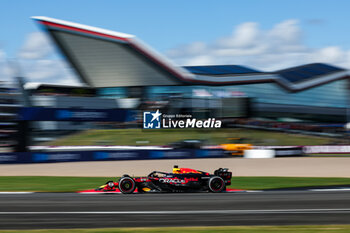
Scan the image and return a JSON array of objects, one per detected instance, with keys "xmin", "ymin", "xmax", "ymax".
[
  {"xmin": 32, "ymin": 16, "xmax": 350, "ymax": 92},
  {"xmin": 276, "ymin": 63, "xmax": 346, "ymax": 84},
  {"xmin": 183, "ymin": 65, "xmax": 262, "ymax": 76},
  {"xmin": 32, "ymin": 16, "xmax": 195, "ymax": 87}
]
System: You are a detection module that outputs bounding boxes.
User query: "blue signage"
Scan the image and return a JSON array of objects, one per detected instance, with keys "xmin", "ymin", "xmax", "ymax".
[
  {"xmin": 0, "ymin": 149, "xmax": 226, "ymax": 164},
  {"xmin": 18, "ymin": 107, "xmax": 136, "ymax": 122}
]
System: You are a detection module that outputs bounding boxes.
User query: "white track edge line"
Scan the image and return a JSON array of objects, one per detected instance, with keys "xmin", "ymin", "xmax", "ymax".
[
  {"xmin": 1, "ymin": 209, "xmax": 350, "ymax": 215},
  {"xmin": 0, "ymin": 192, "xmax": 34, "ymax": 194}
]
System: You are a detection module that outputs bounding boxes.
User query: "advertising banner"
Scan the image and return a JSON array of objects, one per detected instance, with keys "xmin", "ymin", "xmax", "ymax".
[
  {"xmin": 17, "ymin": 107, "xmax": 136, "ymax": 122},
  {"xmin": 0, "ymin": 149, "xmax": 226, "ymax": 164}
]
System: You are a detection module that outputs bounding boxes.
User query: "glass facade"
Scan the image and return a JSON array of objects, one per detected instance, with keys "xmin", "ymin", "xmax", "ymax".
[
  {"xmin": 147, "ymin": 80, "xmax": 349, "ymax": 109},
  {"xmin": 98, "ymin": 79, "xmax": 349, "ymax": 109},
  {"xmin": 233, "ymin": 79, "xmax": 348, "ymax": 108},
  {"xmin": 98, "ymin": 87, "xmax": 127, "ymax": 98}
]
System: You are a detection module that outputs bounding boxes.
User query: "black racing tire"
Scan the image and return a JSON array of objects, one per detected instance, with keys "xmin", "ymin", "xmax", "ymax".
[
  {"xmin": 208, "ymin": 176, "xmax": 225, "ymax": 193},
  {"xmin": 118, "ymin": 177, "xmax": 136, "ymax": 194}
]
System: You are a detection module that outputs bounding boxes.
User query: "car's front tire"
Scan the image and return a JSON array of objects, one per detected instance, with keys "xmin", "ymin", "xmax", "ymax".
[
  {"xmin": 118, "ymin": 177, "xmax": 136, "ymax": 194},
  {"xmin": 208, "ymin": 176, "xmax": 225, "ymax": 193}
]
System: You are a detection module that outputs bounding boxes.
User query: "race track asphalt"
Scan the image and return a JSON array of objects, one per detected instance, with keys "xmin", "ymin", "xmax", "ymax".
[{"xmin": 1, "ymin": 191, "xmax": 350, "ymax": 229}]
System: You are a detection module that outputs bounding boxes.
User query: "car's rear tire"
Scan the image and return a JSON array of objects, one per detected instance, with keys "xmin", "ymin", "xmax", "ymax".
[
  {"xmin": 118, "ymin": 177, "xmax": 136, "ymax": 194},
  {"xmin": 208, "ymin": 176, "xmax": 225, "ymax": 193}
]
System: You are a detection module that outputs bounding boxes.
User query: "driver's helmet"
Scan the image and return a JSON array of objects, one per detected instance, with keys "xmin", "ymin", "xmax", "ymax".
[
  {"xmin": 173, "ymin": 165, "xmax": 181, "ymax": 174},
  {"xmin": 107, "ymin": 181, "xmax": 115, "ymax": 188},
  {"xmin": 173, "ymin": 166, "xmax": 201, "ymax": 174}
]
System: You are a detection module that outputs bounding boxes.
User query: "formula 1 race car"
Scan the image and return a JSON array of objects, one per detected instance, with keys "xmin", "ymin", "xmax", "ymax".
[{"xmin": 95, "ymin": 166, "xmax": 232, "ymax": 194}]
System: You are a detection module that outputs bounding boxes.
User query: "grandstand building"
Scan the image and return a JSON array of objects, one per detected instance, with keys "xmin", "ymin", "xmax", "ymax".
[
  {"xmin": 0, "ymin": 82, "xmax": 21, "ymax": 152},
  {"xmin": 31, "ymin": 17, "xmax": 350, "ymax": 122}
]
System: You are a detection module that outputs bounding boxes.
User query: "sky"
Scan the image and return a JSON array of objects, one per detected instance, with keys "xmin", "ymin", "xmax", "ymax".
[{"xmin": 1, "ymin": 0, "xmax": 350, "ymax": 85}]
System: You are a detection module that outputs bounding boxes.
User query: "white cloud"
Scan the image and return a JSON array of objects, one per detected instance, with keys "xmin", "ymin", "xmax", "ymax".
[
  {"xmin": 0, "ymin": 49, "xmax": 6, "ymax": 62},
  {"xmin": 308, "ymin": 46, "xmax": 345, "ymax": 64},
  {"xmin": 216, "ymin": 22, "xmax": 261, "ymax": 49},
  {"xmin": 18, "ymin": 32, "xmax": 54, "ymax": 60},
  {"xmin": 166, "ymin": 19, "xmax": 350, "ymax": 71},
  {"xmin": 19, "ymin": 58, "xmax": 81, "ymax": 85},
  {"xmin": 0, "ymin": 49, "xmax": 12, "ymax": 83},
  {"xmin": 15, "ymin": 31, "xmax": 81, "ymax": 85}
]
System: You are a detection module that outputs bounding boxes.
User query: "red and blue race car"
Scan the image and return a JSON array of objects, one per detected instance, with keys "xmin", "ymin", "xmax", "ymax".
[{"xmin": 95, "ymin": 166, "xmax": 232, "ymax": 194}]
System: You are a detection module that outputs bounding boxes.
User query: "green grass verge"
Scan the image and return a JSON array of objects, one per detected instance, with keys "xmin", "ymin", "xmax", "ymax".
[
  {"xmin": 0, "ymin": 176, "xmax": 114, "ymax": 192},
  {"xmin": 2, "ymin": 225, "xmax": 350, "ymax": 233},
  {"xmin": 42, "ymin": 128, "xmax": 343, "ymax": 146},
  {"xmin": 1, "ymin": 176, "xmax": 350, "ymax": 192},
  {"xmin": 230, "ymin": 177, "xmax": 350, "ymax": 190}
]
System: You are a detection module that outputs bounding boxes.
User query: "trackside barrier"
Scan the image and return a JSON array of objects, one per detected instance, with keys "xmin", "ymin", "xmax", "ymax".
[
  {"xmin": 18, "ymin": 107, "xmax": 136, "ymax": 122},
  {"xmin": 244, "ymin": 149, "xmax": 275, "ymax": 158},
  {"xmin": 303, "ymin": 145, "xmax": 350, "ymax": 154},
  {"xmin": 0, "ymin": 149, "xmax": 225, "ymax": 164},
  {"xmin": 255, "ymin": 146, "xmax": 304, "ymax": 157}
]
